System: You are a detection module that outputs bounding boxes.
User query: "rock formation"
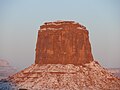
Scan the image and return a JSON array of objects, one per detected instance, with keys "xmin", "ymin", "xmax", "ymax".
[
  {"xmin": 35, "ymin": 21, "xmax": 93, "ymax": 65},
  {"xmin": 1, "ymin": 21, "xmax": 120, "ymax": 90},
  {"xmin": 9, "ymin": 61, "xmax": 120, "ymax": 90}
]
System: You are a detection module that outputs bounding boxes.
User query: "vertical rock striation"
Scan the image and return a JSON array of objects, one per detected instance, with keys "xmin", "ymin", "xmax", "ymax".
[{"xmin": 35, "ymin": 21, "xmax": 93, "ymax": 65}]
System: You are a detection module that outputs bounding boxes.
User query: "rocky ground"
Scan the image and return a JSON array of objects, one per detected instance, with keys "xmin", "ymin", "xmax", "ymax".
[{"xmin": 6, "ymin": 61, "xmax": 120, "ymax": 90}]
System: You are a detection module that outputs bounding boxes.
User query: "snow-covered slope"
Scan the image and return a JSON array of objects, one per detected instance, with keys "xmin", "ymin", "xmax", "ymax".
[{"xmin": 9, "ymin": 61, "xmax": 120, "ymax": 90}]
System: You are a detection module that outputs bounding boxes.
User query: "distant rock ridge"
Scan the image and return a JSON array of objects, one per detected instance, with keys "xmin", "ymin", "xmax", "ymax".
[
  {"xmin": 0, "ymin": 59, "xmax": 9, "ymax": 67},
  {"xmin": 0, "ymin": 59, "xmax": 17, "ymax": 80},
  {"xmin": 35, "ymin": 21, "xmax": 94, "ymax": 65}
]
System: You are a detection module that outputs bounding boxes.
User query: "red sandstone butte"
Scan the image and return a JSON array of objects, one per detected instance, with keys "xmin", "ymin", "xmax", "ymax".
[{"xmin": 35, "ymin": 21, "xmax": 94, "ymax": 65}]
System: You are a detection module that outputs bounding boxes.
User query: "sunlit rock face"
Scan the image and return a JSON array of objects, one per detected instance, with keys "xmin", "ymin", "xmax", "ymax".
[{"xmin": 35, "ymin": 21, "xmax": 93, "ymax": 65}]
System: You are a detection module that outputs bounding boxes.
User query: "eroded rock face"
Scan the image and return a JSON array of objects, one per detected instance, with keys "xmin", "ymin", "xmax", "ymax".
[
  {"xmin": 35, "ymin": 21, "xmax": 94, "ymax": 64},
  {"xmin": 9, "ymin": 61, "xmax": 120, "ymax": 90}
]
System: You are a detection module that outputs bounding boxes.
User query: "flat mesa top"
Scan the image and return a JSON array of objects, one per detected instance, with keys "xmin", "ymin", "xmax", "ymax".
[
  {"xmin": 44, "ymin": 20, "xmax": 75, "ymax": 25},
  {"xmin": 40, "ymin": 20, "xmax": 86, "ymax": 31}
]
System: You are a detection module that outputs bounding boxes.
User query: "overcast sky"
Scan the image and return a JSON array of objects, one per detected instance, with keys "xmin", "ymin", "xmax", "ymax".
[{"xmin": 0, "ymin": 0, "xmax": 120, "ymax": 70}]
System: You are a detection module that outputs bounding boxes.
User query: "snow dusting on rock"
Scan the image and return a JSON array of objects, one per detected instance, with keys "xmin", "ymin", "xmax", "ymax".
[{"xmin": 8, "ymin": 61, "xmax": 120, "ymax": 90}]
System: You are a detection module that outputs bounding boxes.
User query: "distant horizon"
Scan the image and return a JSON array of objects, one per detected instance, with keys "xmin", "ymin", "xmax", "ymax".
[{"xmin": 0, "ymin": 0, "xmax": 120, "ymax": 70}]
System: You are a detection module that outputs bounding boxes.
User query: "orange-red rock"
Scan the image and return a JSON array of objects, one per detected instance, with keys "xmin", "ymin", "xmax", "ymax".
[{"xmin": 35, "ymin": 21, "xmax": 94, "ymax": 65}]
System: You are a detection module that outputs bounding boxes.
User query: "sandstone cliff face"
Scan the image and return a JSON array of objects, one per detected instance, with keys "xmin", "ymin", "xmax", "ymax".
[{"xmin": 35, "ymin": 21, "xmax": 93, "ymax": 65}]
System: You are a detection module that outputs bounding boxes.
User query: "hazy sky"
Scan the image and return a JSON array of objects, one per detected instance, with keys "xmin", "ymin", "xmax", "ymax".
[{"xmin": 0, "ymin": 0, "xmax": 120, "ymax": 70}]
